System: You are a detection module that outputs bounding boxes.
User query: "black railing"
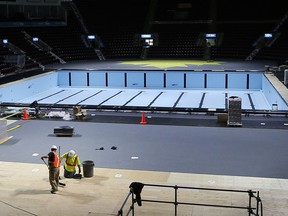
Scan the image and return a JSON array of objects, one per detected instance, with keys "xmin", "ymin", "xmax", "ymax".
[
  {"xmin": 117, "ymin": 191, "xmax": 134, "ymax": 216},
  {"xmin": 117, "ymin": 182, "xmax": 263, "ymax": 216}
]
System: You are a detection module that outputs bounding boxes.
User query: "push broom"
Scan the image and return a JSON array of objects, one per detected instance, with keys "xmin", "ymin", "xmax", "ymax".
[{"xmin": 41, "ymin": 157, "xmax": 66, "ymax": 187}]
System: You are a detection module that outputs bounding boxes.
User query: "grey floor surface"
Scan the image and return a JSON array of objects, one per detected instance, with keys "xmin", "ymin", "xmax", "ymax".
[{"xmin": 1, "ymin": 117, "xmax": 288, "ymax": 179}]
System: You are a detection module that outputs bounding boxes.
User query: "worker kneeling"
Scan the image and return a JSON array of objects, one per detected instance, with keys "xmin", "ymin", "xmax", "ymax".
[{"xmin": 61, "ymin": 150, "xmax": 82, "ymax": 179}]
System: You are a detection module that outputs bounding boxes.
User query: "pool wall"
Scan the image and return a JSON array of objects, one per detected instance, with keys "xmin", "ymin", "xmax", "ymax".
[
  {"xmin": 1, "ymin": 70, "xmax": 287, "ymax": 110},
  {"xmin": 262, "ymin": 75, "xmax": 288, "ymax": 110},
  {"xmin": 57, "ymin": 70, "xmax": 263, "ymax": 90},
  {"xmin": 0, "ymin": 72, "xmax": 57, "ymax": 102}
]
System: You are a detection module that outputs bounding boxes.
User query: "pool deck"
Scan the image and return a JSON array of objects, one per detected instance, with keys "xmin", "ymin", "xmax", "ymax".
[
  {"xmin": 47, "ymin": 59, "xmax": 274, "ymax": 71},
  {"xmin": 265, "ymin": 73, "xmax": 288, "ymax": 103}
]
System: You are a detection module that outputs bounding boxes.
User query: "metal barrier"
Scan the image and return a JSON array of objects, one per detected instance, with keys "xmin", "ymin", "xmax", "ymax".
[{"xmin": 117, "ymin": 182, "xmax": 263, "ymax": 216}]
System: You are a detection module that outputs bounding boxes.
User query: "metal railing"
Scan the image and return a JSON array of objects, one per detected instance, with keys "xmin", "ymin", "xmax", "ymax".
[{"xmin": 117, "ymin": 182, "xmax": 263, "ymax": 216}]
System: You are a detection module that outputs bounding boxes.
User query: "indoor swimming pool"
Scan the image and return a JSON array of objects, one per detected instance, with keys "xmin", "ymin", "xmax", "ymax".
[{"xmin": 1, "ymin": 69, "xmax": 287, "ymax": 112}]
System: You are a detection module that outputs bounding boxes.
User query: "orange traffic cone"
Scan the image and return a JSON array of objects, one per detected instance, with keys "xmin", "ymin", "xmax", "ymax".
[
  {"xmin": 23, "ymin": 108, "xmax": 29, "ymax": 120},
  {"xmin": 140, "ymin": 112, "xmax": 147, "ymax": 124}
]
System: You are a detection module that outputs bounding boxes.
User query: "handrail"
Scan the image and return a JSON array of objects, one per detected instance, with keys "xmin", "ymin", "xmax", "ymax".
[
  {"xmin": 117, "ymin": 191, "xmax": 133, "ymax": 216},
  {"xmin": 117, "ymin": 182, "xmax": 263, "ymax": 216}
]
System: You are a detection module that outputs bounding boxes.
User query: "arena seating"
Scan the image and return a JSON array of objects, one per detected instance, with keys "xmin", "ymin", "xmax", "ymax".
[
  {"xmin": 73, "ymin": 0, "xmax": 288, "ymax": 62},
  {"xmin": 0, "ymin": 0, "xmax": 288, "ymax": 77},
  {"xmin": 0, "ymin": 62, "xmax": 17, "ymax": 76},
  {"xmin": 254, "ymin": 26, "xmax": 288, "ymax": 64}
]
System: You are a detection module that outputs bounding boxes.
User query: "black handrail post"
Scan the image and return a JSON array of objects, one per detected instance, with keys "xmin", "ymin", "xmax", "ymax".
[
  {"xmin": 118, "ymin": 209, "xmax": 122, "ymax": 216},
  {"xmin": 117, "ymin": 191, "xmax": 133, "ymax": 216},
  {"xmin": 174, "ymin": 185, "xmax": 178, "ymax": 216},
  {"xmin": 255, "ymin": 191, "xmax": 263, "ymax": 216},
  {"xmin": 256, "ymin": 191, "xmax": 259, "ymax": 216},
  {"xmin": 248, "ymin": 190, "xmax": 253, "ymax": 216},
  {"xmin": 131, "ymin": 192, "xmax": 135, "ymax": 216}
]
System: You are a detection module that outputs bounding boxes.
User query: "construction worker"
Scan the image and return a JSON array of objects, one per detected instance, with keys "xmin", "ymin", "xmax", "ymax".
[
  {"xmin": 41, "ymin": 145, "xmax": 60, "ymax": 194},
  {"xmin": 60, "ymin": 150, "xmax": 82, "ymax": 178}
]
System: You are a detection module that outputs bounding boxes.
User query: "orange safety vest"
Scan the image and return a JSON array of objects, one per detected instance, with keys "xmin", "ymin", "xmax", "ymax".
[
  {"xmin": 49, "ymin": 151, "xmax": 60, "ymax": 168},
  {"xmin": 65, "ymin": 155, "xmax": 78, "ymax": 167}
]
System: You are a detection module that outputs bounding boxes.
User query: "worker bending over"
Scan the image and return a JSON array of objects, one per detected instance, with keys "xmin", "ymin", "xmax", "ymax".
[{"xmin": 61, "ymin": 150, "xmax": 81, "ymax": 178}]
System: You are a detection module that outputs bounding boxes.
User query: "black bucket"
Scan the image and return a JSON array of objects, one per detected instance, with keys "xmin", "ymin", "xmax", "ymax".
[{"xmin": 82, "ymin": 160, "xmax": 94, "ymax": 177}]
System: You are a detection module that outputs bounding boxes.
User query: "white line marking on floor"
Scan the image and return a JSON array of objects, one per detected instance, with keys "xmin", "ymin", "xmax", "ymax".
[
  {"xmin": 208, "ymin": 180, "xmax": 216, "ymax": 184},
  {"xmin": 32, "ymin": 168, "xmax": 39, "ymax": 172}
]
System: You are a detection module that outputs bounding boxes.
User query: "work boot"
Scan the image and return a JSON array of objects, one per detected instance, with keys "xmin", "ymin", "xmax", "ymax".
[{"xmin": 50, "ymin": 190, "xmax": 56, "ymax": 194}]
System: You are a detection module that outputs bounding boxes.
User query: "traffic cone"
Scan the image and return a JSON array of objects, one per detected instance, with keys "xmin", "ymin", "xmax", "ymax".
[
  {"xmin": 22, "ymin": 108, "xmax": 29, "ymax": 120},
  {"xmin": 140, "ymin": 112, "xmax": 147, "ymax": 124}
]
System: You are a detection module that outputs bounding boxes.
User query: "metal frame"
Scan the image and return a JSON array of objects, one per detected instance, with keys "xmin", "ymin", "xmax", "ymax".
[{"xmin": 117, "ymin": 183, "xmax": 263, "ymax": 216}]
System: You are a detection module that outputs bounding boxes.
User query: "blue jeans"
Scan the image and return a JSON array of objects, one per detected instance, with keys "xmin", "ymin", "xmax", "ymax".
[{"xmin": 64, "ymin": 167, "xmax": 75, "ymax": 178}]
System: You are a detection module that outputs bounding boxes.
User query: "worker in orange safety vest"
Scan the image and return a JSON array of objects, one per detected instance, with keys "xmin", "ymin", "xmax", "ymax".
[
  {"xmin": 41, "ymin": 145, "xmax": 60, "ymax": 194},
  {"xmin": 60, "ymin": 150, "xmax": 81, "ymax": 178}
]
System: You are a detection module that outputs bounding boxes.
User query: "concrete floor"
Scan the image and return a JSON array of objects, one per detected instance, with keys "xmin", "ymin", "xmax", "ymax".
[{"xmin": 0, "ymin": 161, "xmax": 288, "ymax": 216}]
